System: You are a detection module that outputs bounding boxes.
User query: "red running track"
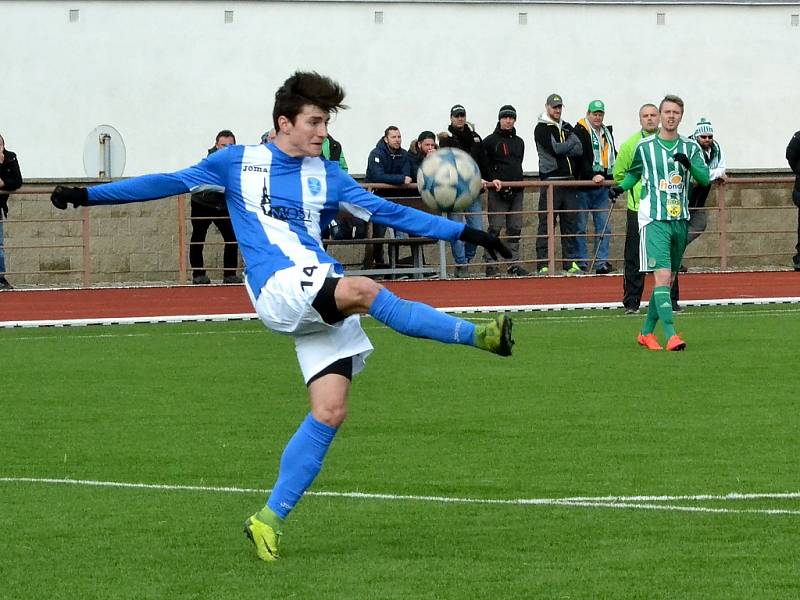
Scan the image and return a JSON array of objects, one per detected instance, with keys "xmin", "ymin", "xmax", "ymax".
[{"xmin": 1, "ymin": 272, "xmax": 798, "ymax": 322}]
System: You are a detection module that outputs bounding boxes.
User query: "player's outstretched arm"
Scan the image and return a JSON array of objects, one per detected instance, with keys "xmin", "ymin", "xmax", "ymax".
[
  {"xmin": 51, "ymin": 186, "xmax": 89, "ymax": 209},
  {"xmin": 52, "ymin": 149, "xmax": 232, "ymax": 209}
]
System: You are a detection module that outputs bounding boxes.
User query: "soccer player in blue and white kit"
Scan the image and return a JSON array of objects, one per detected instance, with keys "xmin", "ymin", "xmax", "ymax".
[{"xmin": 51, "ymin": 72, "xmax": 515, "ymax": 562}]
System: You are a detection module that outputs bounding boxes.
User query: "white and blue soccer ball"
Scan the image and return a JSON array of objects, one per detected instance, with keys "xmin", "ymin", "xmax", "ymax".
[{"xmin": 416, "ymin": 148, "xmax": 483, "ymax": 213}]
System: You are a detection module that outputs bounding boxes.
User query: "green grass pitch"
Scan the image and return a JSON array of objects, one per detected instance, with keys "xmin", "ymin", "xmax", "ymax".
[{"xmin": 2, "ymin": 305, "xmax": 799, "ymax": 599}]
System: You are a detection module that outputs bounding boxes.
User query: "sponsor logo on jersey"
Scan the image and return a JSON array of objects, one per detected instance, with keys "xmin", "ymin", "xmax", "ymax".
[
  {"xmin": 658, "ymin": 172, "xmax": 683, "ymax": 194},
  {"xmin": 242, "ymin": 164, "xmax": 268, "ymax": 173},
  {"xmin": 307, "ymin": 177, "xmax": 322, "ymax": 195}
]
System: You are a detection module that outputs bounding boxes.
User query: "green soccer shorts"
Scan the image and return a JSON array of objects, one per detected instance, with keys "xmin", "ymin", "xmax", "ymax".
[{"xmin": 639, "ymin": 219, "xmax": 688, "ymax": 272}]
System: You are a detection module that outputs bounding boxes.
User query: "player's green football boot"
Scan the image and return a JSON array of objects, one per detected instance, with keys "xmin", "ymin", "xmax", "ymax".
[
  {"xmin": 244, "ymin": 511, "xmax": 283, "ymax": 562},
  {"xmin": 474, "ymin": 313, "xmax": 514, "ymax": 357}
]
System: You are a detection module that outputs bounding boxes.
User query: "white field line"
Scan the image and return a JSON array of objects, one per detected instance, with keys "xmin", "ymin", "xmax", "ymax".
[
  {"xmin": 2, "ymin": 477, "xmax": 799, "ymax": 517},
  {"xmin": 3, "ymin": 305, "xmax": 800, "ymax": 341},
  {"xmin": 2, "ymin": 297, "xmax": 800, "ymax": 329}
]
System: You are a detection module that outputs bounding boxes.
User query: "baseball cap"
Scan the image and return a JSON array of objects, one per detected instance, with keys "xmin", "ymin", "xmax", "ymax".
[
  {"xmin": 498, "ymin": 104, "xmax": 517, "ymax": 119},
  {"xmin": 450, "ymin": 104, "xmax": 466, "ymax": 117},
  {"xmin": 546, "ymin": 94, "xmax": 563, "ymax": 107},
  {"xmin": 588, "ymin": 100, "xmax": 606, "ymax": 113}
]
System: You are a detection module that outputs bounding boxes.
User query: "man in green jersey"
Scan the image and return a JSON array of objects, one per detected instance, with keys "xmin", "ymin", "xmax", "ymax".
[{"xmin": 611, "ymin": 95, "xmax": 709, "ymax": 351}]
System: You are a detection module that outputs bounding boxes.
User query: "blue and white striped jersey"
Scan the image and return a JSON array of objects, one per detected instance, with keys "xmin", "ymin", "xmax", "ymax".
[{"xmin": 88, "ymin": 143, "xmax": 464, "ymax": 296}]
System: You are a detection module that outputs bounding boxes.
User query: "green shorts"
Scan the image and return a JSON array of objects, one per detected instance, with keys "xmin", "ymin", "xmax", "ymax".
[{"xmin": 639, "ymin": 220, "xmax": 688, "ymax": 272}]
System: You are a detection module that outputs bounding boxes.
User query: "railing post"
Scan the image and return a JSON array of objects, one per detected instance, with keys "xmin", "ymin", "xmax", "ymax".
[
  {"xmin": 81, "ymin": 206, "xmax": 91, "ymax": 288},
  {"xmin": 177, "ymin": 194, "xmax": 187, "ymax": 284},
  {"xmin": 438, "ymin": 240, "xmax": 448, "ymax": 279},
  {"xmin": 717, "ymin": 184, "xmax": 728, "ymax": 270},
  {"xmin": 546, "ymin": 183, "xmax": 556, "ymax": 274}
]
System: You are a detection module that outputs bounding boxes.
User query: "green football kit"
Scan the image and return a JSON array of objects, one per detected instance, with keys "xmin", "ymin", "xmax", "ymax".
[
  {"xmin": 621, "ymin": 135, "xmax": 710, "ymax": 270},
  {"xmin": 620, "ymin": 134, "xmax": 710, "ymax": 345}
]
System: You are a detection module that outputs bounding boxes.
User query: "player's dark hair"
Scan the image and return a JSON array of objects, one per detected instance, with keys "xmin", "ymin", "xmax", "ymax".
[
  {"xmin": 0, "ymin": 133, "xmax": 4, "ymax": 145},
  {"xmin": 215, "ymin": 130, "xmax": 236, "ymax": 143},
  {"xmin": 273, "ymin": 71, "xmax": 348, "ymax": 129},
  {"xmin": 659, "ymin": 95, "xmax": 684, "ymax": 113},
  {"xmin": 384, "ymin": 126, "xmax": 400, "ymax": 138}
]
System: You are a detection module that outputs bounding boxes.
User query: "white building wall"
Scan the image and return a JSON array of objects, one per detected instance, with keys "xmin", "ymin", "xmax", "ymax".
[{"xmin": 2, "ymin": 0, "xmax": 798, "ymax": 178}]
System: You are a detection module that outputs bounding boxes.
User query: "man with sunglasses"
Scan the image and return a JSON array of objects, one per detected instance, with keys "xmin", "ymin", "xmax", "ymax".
[{"xmin": 687, "ymin": 118, "xmax": 727, "ymax": 246}]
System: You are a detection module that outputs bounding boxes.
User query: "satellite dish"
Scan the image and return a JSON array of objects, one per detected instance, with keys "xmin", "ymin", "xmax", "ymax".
[{"xmin": 83, "ymin": 125, "xmax": 126, "ymax": 178}]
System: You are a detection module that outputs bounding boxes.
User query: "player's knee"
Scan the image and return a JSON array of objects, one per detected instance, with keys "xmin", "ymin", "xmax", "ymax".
[
  {"xmin": 336, "ymin": 276, "xmax": 382, "ymax": 314},
  {"xmin": 313, "ymin": 402, "xmax": 347, "ymax": 428}
]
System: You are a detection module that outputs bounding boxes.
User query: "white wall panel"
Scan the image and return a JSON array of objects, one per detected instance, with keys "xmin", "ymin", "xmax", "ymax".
[{"xmin": 2, "ymin": 1, "xmax": 798, "ymax": 177}]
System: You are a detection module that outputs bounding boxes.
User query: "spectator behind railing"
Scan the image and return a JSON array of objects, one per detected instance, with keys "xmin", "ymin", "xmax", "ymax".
[
  {"xmin": 364, "ymin": 126, "xmax": 414, "ymax": 268},
  {"xmin": 408, "ymin": 130, "xmax": 437, "ymax": 180},
  {"xmin": 189, "ymin": 130, "xmax": 242, "ymax": 285},
  {"xmin": 481, "ymin": 105, "xmax": 529, "ymax": 277},
  {"xmin": 438, "ymin": 104, "xmax": 485, "ymax": 278},
  {"xmin": 687, "ymin": 118, "xmax": 728, "ymax": 253},
  {"xmin": 0, "ymin": 133, "xmax": 23, "ymax": 290},
  {"xmin": 788, "ymin": 129, "xmax": 800, "ymax": 271},
  {"xmin": 533, "ymin": 93, "xmax": 583, "ymax": 274},
  {"xmin": 574, "ymin": 99, "xmax": 617, "ymax": 275}
]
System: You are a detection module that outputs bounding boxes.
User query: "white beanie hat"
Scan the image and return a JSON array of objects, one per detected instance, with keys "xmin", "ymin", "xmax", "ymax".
[{"xmin": 694, "ymin": 118, "xmax": 714, "ymax": 137}]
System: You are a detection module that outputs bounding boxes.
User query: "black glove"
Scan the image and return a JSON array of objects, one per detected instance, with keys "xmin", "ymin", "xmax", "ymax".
[
  {"xmin": 608, "ymin": 186, "xmax": 624, "ymax": 202},
  {"xmin": 673, "ymin": 153, "xmax": 691, "ymax": 169},
  {"xmin": 459, "ymin": 226, "xmax": 511, "ymax": 261},
  {"xmin": 51, "ymin": 186, "xmax": 89, "ymax": 209}
]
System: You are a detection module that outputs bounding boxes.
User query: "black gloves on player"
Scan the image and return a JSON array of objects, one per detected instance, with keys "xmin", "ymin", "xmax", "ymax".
[
  {"xmin": 51, "ymin": 186, "xmax": 89, "ymax": 209},
  {"xmin": 673, "ymin": 153, "xmax": 691, "ymax": 169},
  {"xmin": 608, "ymin": 186, "xmax": 624, "ymax": 202},
  {"xmin": 460, "ymin": 226, "xmax": 512, "ymax": 261}
]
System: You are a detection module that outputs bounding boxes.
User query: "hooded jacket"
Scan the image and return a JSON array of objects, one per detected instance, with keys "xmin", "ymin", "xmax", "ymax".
[
  {"xmin": 534, "ymin": 113, "xmax": 582, "ymax": 180},
  {"xmin": 365, "ymin": 138, "xmax": 413, "ymax": 186},
  {"xmin": 438, "ymin": 123, "xmax": 483, "ymax": 165},
  {"xmin": 481, "ymin": 123, "xmax": 524, "ymax": 183},
  {"xmin": 573, "ymin": 119, "xmax": 616, "ymax": 182},
  {"xmin": 0, "ymin": 149, "xmax": 22, "ymax": 218}
]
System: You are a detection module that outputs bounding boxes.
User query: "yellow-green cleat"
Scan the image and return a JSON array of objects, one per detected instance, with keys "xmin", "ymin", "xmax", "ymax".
[
  {"xmin": 474, "ymin": 313, "xmax": 514, "ymax": 357},
  {"xmin": 244, "ymin": 513, "xmax": 282, "ymax": 562}
]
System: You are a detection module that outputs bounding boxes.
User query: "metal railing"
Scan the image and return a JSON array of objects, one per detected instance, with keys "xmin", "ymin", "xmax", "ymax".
[{"xmin": 1, "ymin": 177, "xmax": 796, "ymax": 287}]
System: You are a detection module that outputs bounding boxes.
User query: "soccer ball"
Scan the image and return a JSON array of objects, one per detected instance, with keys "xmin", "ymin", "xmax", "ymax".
[{"xmin": 416, "ymin": 148, "xmax": 483, "ymax": 212}]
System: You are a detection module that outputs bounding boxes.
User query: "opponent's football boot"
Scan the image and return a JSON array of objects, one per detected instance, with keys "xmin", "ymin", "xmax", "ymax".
[
  {"xmin": 665, "ymin": 334, "xmax": 687, "ymax": 352},
  {"xmin": 637, "ymin": 332, "xmax": 663, "ymax": 351}
]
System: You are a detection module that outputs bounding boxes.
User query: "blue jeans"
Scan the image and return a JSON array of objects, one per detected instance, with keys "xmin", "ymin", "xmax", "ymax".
[
  {"xmin": 448, "ymin": 197, "xmax": 483, "ymax": 265},
  {"xmin": 0, "ymin": 218, "xmax": 5, "ymax": 274},
  {"xmin": 575, "ymin": 186, "xmax": 611, "ymax": 267}
]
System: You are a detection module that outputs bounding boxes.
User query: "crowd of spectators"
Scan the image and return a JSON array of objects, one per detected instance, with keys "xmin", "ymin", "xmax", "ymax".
[{"xmin": 4, "ymin": 99, "xmax": 800, "ymax": 293}]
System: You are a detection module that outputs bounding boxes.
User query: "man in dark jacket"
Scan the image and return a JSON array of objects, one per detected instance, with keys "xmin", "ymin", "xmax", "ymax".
[
  {"xmin": 573, "ymin": 100, "xmax": 616, "ymax": 274},
  {"xmin": 438, "ymin": 104, "xmax": 485, "ymax": 277},
  {"xmin": 0, "ymin": 133, "xmax": 22, "ymax": 290},
  {"xmin": 533, "ymin": 94, "xmax": 583, "ymax": 274},
  {"xmin": 481, "ymin": 105, "xmax": 529, "ymax": 277},
  {"xmin": 364, "ymin": 126, "xmax": 414, "ymax": 267},
  {"xmin": 787, "ymin": 130, "xmax": 800, "ymax": 271},
  {"xmin": 190, "ymin": 130, "xmax": 241, "ymax": 284}
]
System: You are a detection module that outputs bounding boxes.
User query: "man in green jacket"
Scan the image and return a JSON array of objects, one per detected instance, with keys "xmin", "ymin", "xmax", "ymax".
[{"xmin": 611, "ymin": 95, "xmax": 709, "ymax": 351}]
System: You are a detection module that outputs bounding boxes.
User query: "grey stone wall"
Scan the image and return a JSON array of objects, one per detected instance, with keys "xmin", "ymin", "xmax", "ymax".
[{"xmin": 2, "ymin": 176, "xmax": 796, "ymax": 288}]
